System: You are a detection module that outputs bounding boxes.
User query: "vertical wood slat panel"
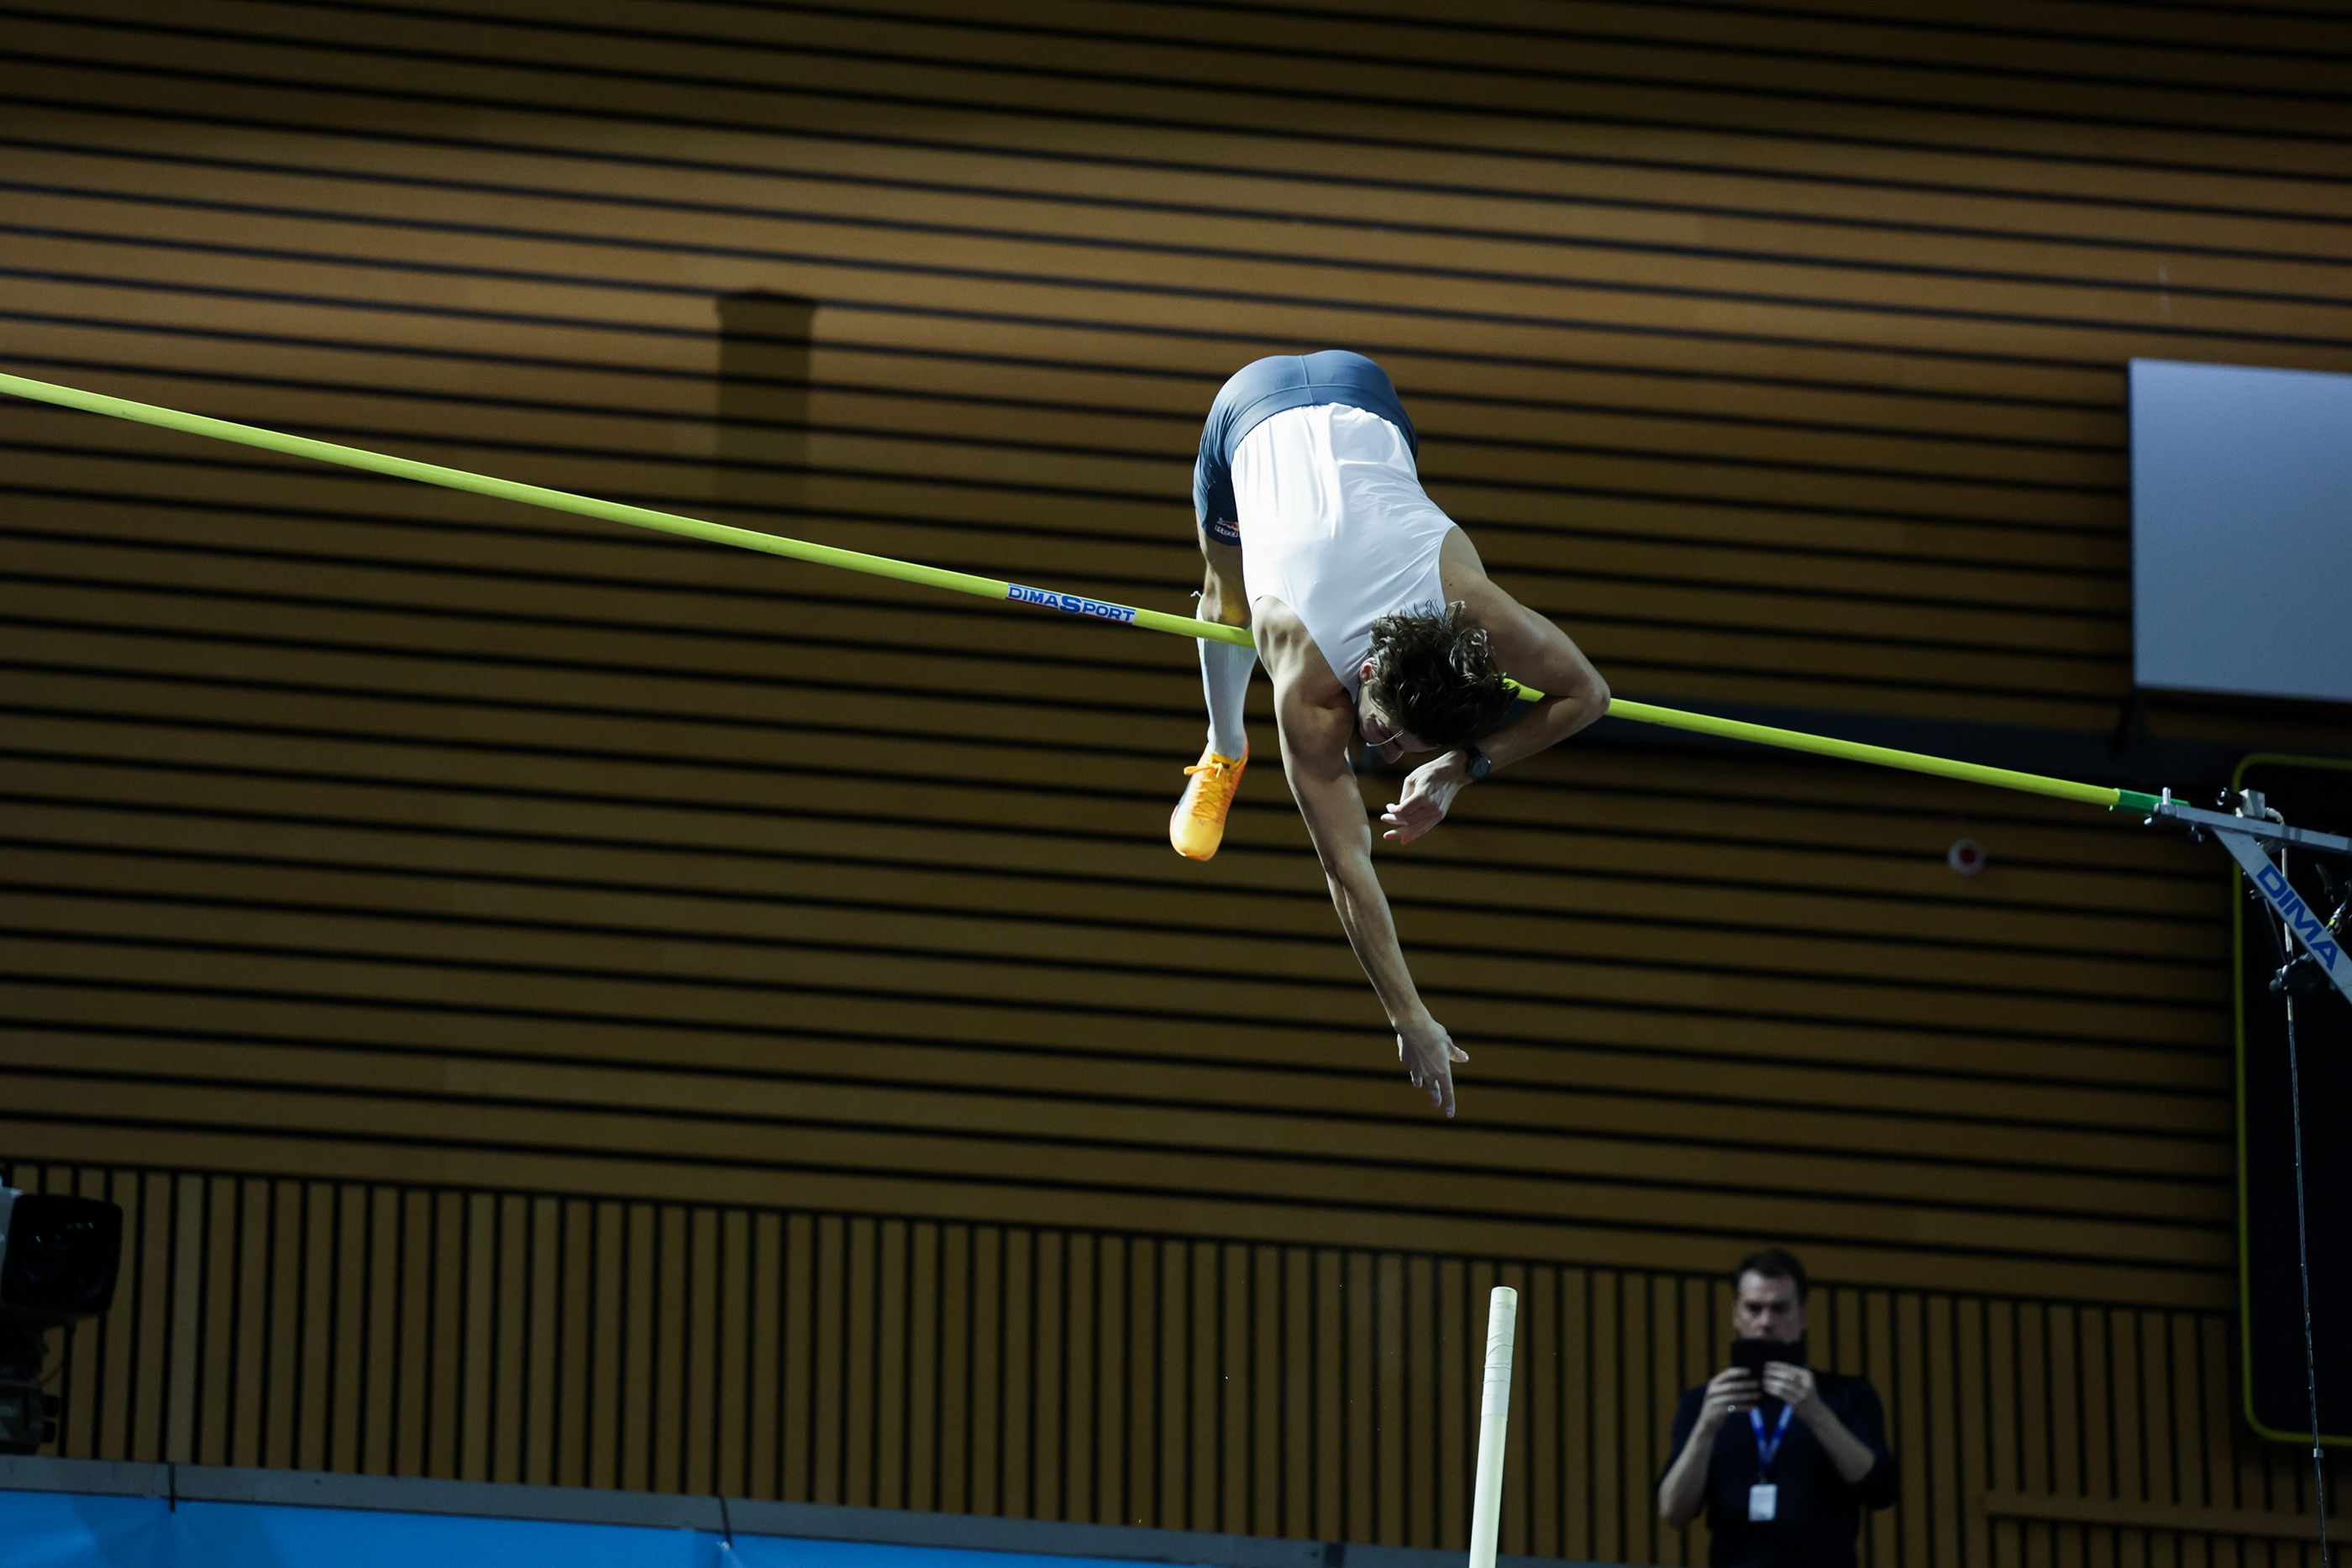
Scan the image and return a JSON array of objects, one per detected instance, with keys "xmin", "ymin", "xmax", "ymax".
[
  {"xmin": 526, "ymin": 1196, "xmax": 560, "ymax": 1488},
  {"xmin": 2083, "ymin": 1307, "xmax": 2116, "ymax": 1568},
  {"xmin": 931, "ymin": 1222, "xmax": 969, "ymax": 1523},
  {"xmin": 1641, "ymin": 1267, "xmax": 1675, "ymax": 1568},
  {"xmin": 1989, "ymin": 1298, "xmax": 2021, "ymax": 1568},
  {"xmin": 1282, "ymin": 1246, "xmax": 1312, "ymax": 1542},
  {"xmin": 193, "ymin": 1176, "xmax": 229, "ymax": 1467},
  {"xmin": 1679, "ymin": 1267, "xmax": 1713, "ymax": 1553},
  {"xmin": 1221, "ymin": 1242, "xmax": 1250, "ymax": 1538},
  {"xmin": 1558, "ymin": 1266, "xmax": 1591, "ymax": 1565},
  {"xmin": 618, "ymin": 1203, "xmax": 652, "ymax": 1492},
  {"xmin": 1902, "ymin": 1292, "xmax": 1935, "ymax": 1568},
  {"xmin": 973, "ymin": 1225, "xmax": 1005, "ymax": 1517},
  {"xmin": 879, "ymin": 1217, "xmax": 912, "ymax": 1514},
  {"xmin": 1312, "ymin": 1249, "xmax": 1341, "ymax": 1544},
  {"xmin": 999, "ymin": 1225, "xmax": 1032, "ymax": 1518},
  {"xmin": 815, "ymin": 1214, "xmax": 849, "ymax": 1506},
  {"xmin": 1191, "ymin": 1239, "xmax": 1216, "ymax": 1531},
  {"xmin": 1957, "ymin": 1297, "xmax": 1989, "ymax": 1568},
  {"xmin": 848, "ymin": 1215, "xmax": 882, "ymax": 1509},
  {"xmin": 1588, "ymin": 1266, "xmax": 1622, "ymax": 1567},
  {"xmin": 455, "ymin": 1193, "xmax": 482, "ymax": 1484},
  {"xmin": 1250, "ymin": 1243, "xmax": 1279, "ymax": 1539},
  {"xmin": 2166, "ymin": 1314, "xmax": 2206, "ymax": 1568},
  {"xmin": 557, "ymin": 1199, "xmax": 591, "ymax": 1491},
  {"xmin": 1099, "ymin": 1233, "xmax": 1129, "ymax": 1529},
  {"xmin": 2114, "ymin": 1310, "xmax": 2148, "ymax": 1568},
  {"xmin": 1374, "ymin": 1251, "xmax": 1404, "ymax": 1547},
  {"xmin": 907, "ymin": 1219, "xmax": 940, "ymax": 1516},
  {"xmin": 229, "ymin": 1177, "xmax": 267, "ymax": 1468},
  {"xmin": 332, "ymin": 1185, "xmax": 367, "ymax": 1477},
  {"xmin": 1126, "ymin": 1235, "xmax": 1158, "ymax": 1529},
  {"xmin": 1068, "ymin": 1231, "xmax": 1099, "ymax": 1524},
  {"xmin": 586, "ymin": 1202, "xmax": 619, "ymax": 1491},
  {"xmin": 1867, "ymin": 1288, "xmax": 1902, "ymax": 1568},
  {"xmin": 499, "ymin": 1194, "xmax": 523, "ymax": 1486},
  {"xmin": 1507, "ymin": 1262, "xmax": 1539, "ymax": 1561},
  {"xmin": 1425, "ymin": 1260, "xmax": 1459, "ymax": 1555},
  {"xmin": 9, "ymin": 1159, "xmax": 2339, "ymax": 1556},
  {"xmin": 678, "ymin": 1205, "xmax": 711, "ymax": 1497},
  {"xmin": 1344, "ymin": 1247, "xmax": 1375, "ymax": 1543},
  {"xmin": 2023, "ymin": 1302, "xmax": 2055, "ymax": 1568}
]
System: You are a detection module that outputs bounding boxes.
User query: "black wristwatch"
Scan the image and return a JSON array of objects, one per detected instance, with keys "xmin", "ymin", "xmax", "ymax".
[{"xmin": 1464, "ymin": 747, "xmax": 1494, "ymax": 783}]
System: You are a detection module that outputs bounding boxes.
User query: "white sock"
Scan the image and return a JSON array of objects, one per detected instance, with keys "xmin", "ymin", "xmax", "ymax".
[{"xmin": 1200, "ymin": 638, "xmax": 1256, "ymax": 758}]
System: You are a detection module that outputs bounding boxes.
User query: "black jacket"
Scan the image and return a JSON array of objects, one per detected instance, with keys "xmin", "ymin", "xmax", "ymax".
[{"xmin": 1662, "ymin": 1371, "xmax": 1900, "ymax": 1567}]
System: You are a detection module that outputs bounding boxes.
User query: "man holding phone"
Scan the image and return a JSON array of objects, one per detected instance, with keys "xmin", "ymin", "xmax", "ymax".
[{"xmin": 1656, "ymin": 1249, "xmax": 1899, "ymax": 1565}]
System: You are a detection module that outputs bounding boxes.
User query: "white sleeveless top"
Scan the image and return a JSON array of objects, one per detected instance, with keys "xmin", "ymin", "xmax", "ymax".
[{"xmin": 1232, "ymin": 404, "xmax": 1457, "ymax": 695}]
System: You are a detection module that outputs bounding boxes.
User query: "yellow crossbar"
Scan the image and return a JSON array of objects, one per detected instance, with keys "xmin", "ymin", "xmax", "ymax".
[{"xmin": 0, "ymin": 369, "xmax": 2129, "ymax": 811}]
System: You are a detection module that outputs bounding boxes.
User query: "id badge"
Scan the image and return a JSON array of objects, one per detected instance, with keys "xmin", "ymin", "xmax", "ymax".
[{"xmin": 1748, "ymin": 1483, "xmax": 1778, "ymax": 1521}]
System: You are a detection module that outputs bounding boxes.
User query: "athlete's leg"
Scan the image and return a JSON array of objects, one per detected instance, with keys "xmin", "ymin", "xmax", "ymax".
[
  {"xmin": 1173, "ymin": 524, "xmax": 1254, "ymax": 861},
  {"xmin": 1195, "ymin": 527, "xmax": 1254, "ymax": 758}
]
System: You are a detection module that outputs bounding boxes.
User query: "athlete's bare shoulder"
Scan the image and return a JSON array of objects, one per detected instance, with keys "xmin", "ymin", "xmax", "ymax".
[
  {"xmin": 1440, "ymin": 526, "xmax": 1546, "ymax": 645},
  {"xmin": 1438, "ymin": 526, "xmax": 1500, "ymax": 609},
  {"xmin": 1436, "ymin": 524, "xmax": 1602, "ymax": 696},
  {"xmin": 1250, "ymin": 597, "xmax": 1355, "ymax": 767},
  {"xmin": 1250, "ymin": 596, "xmax": 1347, "ymax": 708}
]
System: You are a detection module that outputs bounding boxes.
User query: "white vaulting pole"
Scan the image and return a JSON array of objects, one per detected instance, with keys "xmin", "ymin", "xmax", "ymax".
[{"xmin": 1467, "ymin": 1287, "xmax": 1519, "ymax": 1568}]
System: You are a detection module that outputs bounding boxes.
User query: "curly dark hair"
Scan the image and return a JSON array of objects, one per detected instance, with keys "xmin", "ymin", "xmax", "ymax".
[{"xmin": 1362, "ymin": 600, "xmax": 1516, "ymax": 750}]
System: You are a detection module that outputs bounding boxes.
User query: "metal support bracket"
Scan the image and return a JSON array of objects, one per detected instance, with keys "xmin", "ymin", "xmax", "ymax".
[
  {"xmin": 2141, "ymin": 788, "xmax": 2352, "ymax": 859},
  {"xmin": 2132, "ymin": 788, "xmax": 2352, "ymax": 1007}
]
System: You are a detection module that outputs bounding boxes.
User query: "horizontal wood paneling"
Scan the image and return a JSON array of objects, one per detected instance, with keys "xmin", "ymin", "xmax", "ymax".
[{"xmin": 4, "ymin": 2, "xmax": 2345, "ymax": 1560}]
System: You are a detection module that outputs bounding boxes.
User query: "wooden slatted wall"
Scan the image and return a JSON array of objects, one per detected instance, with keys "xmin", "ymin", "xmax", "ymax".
[{"xmin": 3, "ymin": 3, "xmax": 2349, "ymax": 1562}]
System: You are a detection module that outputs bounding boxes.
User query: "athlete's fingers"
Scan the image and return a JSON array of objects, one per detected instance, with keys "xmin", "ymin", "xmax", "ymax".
[{"xmin": 1450, "ymin": 1044, "xmax": 1468, "ymax": 1062}]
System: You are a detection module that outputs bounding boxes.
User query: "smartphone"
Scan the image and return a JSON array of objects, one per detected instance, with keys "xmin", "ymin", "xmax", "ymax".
[{"xmin": 1730, "ymin": 1335, "xmax": 1808, "ymax": 1373}]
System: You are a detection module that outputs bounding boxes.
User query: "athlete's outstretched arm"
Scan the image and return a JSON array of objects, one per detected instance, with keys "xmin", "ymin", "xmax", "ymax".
[{"xmin": 1277, "ymin": 679, "xmax": 1467, "ymax": 1115}]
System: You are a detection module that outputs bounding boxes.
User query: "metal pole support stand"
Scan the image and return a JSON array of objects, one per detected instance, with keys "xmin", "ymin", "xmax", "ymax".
[{"xmin": 2139, "ymin": 787, "xmax": 2352, "ymax": 1009}]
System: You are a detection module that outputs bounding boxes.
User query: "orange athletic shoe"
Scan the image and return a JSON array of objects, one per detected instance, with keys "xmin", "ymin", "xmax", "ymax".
[{"xmin": 1170, "ymin": 744, "xmax": 1247, "ymax": 861}]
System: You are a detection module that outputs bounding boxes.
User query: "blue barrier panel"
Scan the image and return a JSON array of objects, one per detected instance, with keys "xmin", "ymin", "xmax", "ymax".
[
  {"xmin": 0, "ymin": 1490, "xmax": 171, "ymax": 1568},
  {"xmin": 0, "ymin": 1491, "xmax": 722, "ymax": 1568},
  {"xmin": 0, "ymin": 1490, "xmax": 1217, "ymax": 1568},
  {"xmin": 729, "ymin": 1538, "xmax": 1183, "ymax": 1568}
]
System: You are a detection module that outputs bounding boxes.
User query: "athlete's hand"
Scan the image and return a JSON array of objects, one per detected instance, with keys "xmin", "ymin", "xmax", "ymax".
[
  {"xmin": 1398, "ymin": 1020, "xmax": 1469, "ymax": 1118},
  {"xmin": 1381, "ymin": 754, "xmax": 1469, "ymax": 846}
]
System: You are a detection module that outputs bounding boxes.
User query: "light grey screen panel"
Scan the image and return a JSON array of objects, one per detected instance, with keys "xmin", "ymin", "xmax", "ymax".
[{"xmin": 2130, "ymin": 359, "xmax": 2352, "ymax": 705}]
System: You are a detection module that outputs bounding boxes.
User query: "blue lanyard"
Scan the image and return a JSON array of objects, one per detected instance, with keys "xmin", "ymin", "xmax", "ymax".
[{"xmin": 1749, "ymin": 1405, "xmax": 1794, "ymax": 1476}]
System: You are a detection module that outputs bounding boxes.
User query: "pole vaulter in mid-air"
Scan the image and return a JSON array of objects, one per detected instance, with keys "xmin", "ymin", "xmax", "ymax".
[
  {"xmin": 1171, "ymin": 351, "xmax": 1611, "ymax": 1119},
  {"xmin": 3, "ymin": 365, "xmax": 2347, "ymax": 1122}
]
